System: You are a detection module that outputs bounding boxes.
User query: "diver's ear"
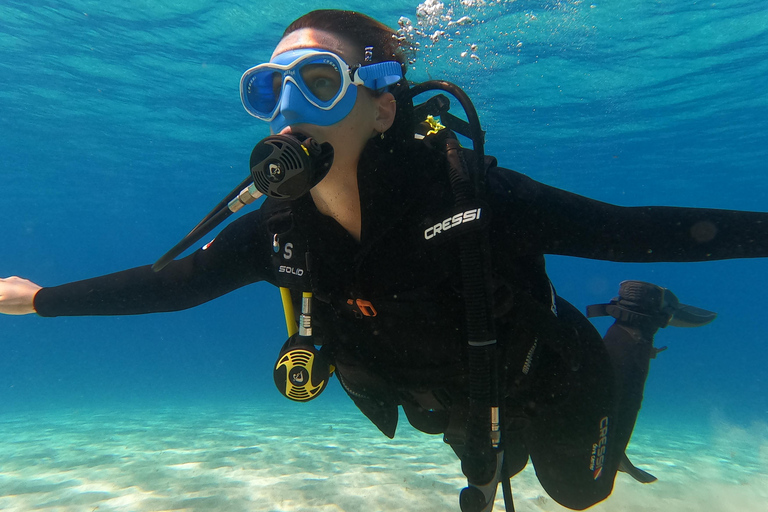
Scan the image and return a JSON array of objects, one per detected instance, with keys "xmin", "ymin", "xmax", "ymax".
[{"xmin": 374, "ymin": 92, "xmax": 397, "ymax": 133}]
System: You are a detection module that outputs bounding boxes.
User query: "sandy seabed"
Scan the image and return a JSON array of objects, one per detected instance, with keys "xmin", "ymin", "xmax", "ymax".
[{"xmin": 0, "ymin": 404, "xmax": 766, "ymax": 512}]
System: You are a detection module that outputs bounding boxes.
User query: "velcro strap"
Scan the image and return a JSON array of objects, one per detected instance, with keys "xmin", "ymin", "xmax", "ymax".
[
  {"xmin": 586, "ymin": 303, "xmax": 610, "ymax": 318},
  {"xmin": 586, "ymin": 302, "xmax": 659, "ymax": 324}
]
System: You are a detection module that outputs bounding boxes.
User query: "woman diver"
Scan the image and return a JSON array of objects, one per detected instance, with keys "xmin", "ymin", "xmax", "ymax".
[{"xmin": 2, "ymin": 9, "xmax": 768, "ymax": 512}]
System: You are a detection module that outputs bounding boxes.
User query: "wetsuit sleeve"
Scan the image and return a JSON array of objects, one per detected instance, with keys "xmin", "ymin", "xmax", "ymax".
[
  {"xmin": 34, "ymin": 210, "xmax": 273, "ymax": 317},
  {"xmin": 488, "ymin": 167, "xmax": 768, "ymax": 262}
]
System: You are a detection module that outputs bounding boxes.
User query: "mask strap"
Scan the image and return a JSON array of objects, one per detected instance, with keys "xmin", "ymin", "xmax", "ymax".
[{"xmin": 354, "ymin": 61, "xmax": 404, "ymax": 91}]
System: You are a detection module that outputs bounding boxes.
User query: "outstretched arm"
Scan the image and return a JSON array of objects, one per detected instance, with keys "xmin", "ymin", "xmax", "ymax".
[
  {"xmin": 3, "ymin": 209, "xmax": 272, "ymax": 318},
  {"xmin": 489, "ymin": 167, "xmax": 768, "ymax": 262}
]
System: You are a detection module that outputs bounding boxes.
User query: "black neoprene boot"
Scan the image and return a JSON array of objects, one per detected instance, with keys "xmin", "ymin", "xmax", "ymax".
[{"xmin": 588, "ymin": 281, "xmax": 717, "ymax": 483}]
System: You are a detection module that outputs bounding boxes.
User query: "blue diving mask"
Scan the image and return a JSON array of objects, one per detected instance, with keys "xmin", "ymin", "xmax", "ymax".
[{"xmin": 240, "ymin": 48, "xmax": 404, "ymax": 133}]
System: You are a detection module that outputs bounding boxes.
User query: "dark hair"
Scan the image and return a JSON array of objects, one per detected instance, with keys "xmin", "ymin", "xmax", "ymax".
[{"xmin": 283, "ymin": 10, "xmax": 409, "ymax": 78}]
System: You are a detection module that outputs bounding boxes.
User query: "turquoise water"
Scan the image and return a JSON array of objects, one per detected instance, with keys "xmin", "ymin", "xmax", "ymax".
[{"xmin": 1, "ymin": 1, "xmax": 767, "ymax": 510}]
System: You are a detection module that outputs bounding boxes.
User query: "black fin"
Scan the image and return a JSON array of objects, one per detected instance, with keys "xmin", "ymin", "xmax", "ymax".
[
  {"xmin": 667, "ymin": 304, "xmax": 717, "ymax": 327},
  {"xmin": 618, "ymin": 452, "xmax": 657, "ymax": 483},
  {"xmin": 587, "ymin": 281, "xmax": 717, "ymax": 329}
]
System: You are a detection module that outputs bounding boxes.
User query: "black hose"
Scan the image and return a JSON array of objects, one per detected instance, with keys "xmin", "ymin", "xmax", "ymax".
[
  {"xmin": 152, "ymin": 176, "xmax": 253, "ymax": 272},
  {"xmin": 401, "ymin": 81, "xmax": 485, "ymax": 185},
  {"xmin": 444, "ymin": 135, "xmax": 498, "ymax": 489},
  {"xmin": 408, "ymin": 82, "xmax": 501, "ymax": 499}
]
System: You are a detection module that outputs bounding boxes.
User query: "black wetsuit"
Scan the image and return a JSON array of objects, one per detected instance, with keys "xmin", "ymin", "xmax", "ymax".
[{"xmin": 34, "ymin": 140, "xmax": 768, "ymax": 509}]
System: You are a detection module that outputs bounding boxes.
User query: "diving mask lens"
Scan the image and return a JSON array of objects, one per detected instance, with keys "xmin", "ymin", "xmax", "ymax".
[
  {"xmin": 240, "ymin": 51, "xmax": 349, "ymax": 121},
  {"xmin": 299, "ymin": 60, "xmax": 343, "ymax": 102}
]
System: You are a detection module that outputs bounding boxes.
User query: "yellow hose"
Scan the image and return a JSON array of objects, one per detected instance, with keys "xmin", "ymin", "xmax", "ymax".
[{"xmin": 280, "ymin": 287, "xmax": 298, "ymax": 337}]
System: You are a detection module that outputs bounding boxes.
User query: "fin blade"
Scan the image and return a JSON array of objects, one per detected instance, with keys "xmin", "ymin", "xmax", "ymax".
[
  {"xmin": 618, "ymin": 453, "xmax": 658, "ymax": 483},
  {"xmin": 668, "ymin": 304, "xmax": 717, "ymax": 327}
]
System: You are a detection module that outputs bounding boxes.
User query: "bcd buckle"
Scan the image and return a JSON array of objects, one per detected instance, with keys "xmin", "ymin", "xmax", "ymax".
[{"xmin": 346, "ymin": 298, "xmax": 378, "ymax": 318}]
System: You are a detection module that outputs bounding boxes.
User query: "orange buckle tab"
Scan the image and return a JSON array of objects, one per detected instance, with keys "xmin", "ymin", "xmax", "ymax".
[{"xmin": 346, "ymin": 298, "xmax": 378, "ymax": 317}]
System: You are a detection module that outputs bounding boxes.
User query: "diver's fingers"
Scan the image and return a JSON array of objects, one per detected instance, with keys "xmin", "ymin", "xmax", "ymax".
[{"xmin": 0, "ymin": 276, "xmax": 42, "ymax": 315}]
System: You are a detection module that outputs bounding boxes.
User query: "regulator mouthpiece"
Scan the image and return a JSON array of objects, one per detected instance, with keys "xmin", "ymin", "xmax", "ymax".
[{"xmin": 250, "ymin": 134, "xmax": 334, "ymax": 200}]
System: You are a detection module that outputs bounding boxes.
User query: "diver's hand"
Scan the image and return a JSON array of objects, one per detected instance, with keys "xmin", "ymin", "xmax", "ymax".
[{"xmin": 0, "ymin": 276, "xmax": 42, "ymax": 315}]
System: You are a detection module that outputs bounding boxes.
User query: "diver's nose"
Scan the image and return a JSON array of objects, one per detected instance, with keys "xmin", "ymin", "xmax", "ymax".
[{"xmin": 276, "ymin": 80, "xmax": 303, "ymax": 124}]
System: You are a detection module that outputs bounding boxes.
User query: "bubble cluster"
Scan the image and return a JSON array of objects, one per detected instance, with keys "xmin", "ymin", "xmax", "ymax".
[
  {"xmin": 397, "ymin": 0, "xmax": 482, "ymax": 68},
  {"xmin": 396, "ymin": 0, "xmax": 591, "ymax": 84}
]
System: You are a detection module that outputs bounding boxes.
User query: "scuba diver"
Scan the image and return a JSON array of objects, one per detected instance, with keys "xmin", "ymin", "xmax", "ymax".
[{"xmin": 2, "ymin": 9, "xmax": 768, "ymax": 512}]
